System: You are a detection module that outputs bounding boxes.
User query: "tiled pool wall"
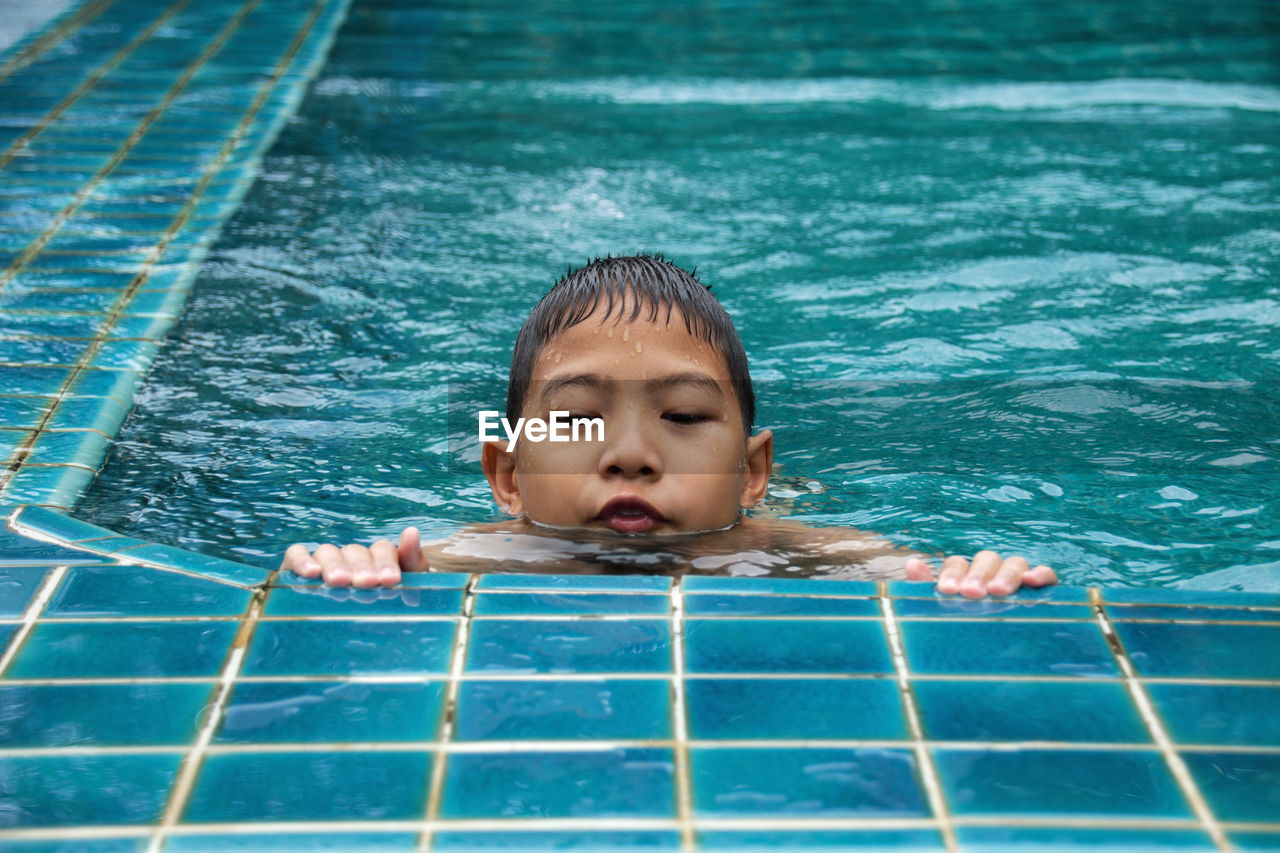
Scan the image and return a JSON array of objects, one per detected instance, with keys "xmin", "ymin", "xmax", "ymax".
[{"xmin": 0, "ymin": 1, "xmax": 1277, "ymax": 851}]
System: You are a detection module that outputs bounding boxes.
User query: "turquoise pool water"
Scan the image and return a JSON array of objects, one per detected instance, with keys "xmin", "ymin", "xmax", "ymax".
[{"xmin": 78, "ymin": 0, "xmax": 1279, "ymax": 588}]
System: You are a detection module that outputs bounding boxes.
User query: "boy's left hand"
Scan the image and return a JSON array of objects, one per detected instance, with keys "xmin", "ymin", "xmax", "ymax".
[{"xmin": 904, "ymin": 550, "xmax": 1057, "ymax": 598}]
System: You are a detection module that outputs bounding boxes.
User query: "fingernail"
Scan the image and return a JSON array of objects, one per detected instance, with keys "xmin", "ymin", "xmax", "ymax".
[
  {"xmin": 355, "ymin": 571, "xmax": 375, "ymax": 586},
  {"xmin": 379, "ymin": 568, "xmax": 399, "ymax": 585},
  {"xmin": 937, "ymin": 578, "xmax": 957, "ymax": 594},
  {"xmin": 303, "ymin": 560, "xmax": 321, "ymax": 575},
  {"xmin": 328, "ymin": 570, "xmax": 351, "ymax": 586}
]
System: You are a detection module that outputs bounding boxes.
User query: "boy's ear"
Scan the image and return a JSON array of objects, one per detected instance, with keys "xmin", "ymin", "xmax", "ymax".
[
  {"xmin": 739, "ymin": 428, "xmax": 773, "ymax": 508},
  {"xmin": 481, "ymin": 442, "xmax": 524, "ymax": 515}
]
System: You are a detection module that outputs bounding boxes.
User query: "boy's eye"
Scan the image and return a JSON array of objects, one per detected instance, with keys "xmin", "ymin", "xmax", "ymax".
[{"xmin": 663, "ymin": 412, "xmax": 709, "ymax": 425}]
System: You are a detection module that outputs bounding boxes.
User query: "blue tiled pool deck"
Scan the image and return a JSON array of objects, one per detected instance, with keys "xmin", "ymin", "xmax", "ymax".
[{"xmin": 0, "ymin": 2, "xmax": 1278, "ymax": 851}]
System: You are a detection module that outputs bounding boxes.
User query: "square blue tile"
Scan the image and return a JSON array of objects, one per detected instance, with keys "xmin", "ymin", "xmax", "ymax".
[
  {"xmin": 684, "ymin": 576, "xmax": 878, "ymax": 596},
  {"xmin": 698, "ymin": 830, "xmax": 945, "ymax": 850},
  {"xmin": 934, "ymin": 749, "xmax": 1191, "ymax": 818},
  {"xmin": 466, "ymin": 619, "xmax": 671, "ymax": 674},
  {"xmin": 0, "ymin": 566, "xmax": 47, "ymax": 616},
  {"xmin": 215, "ymin": 681, "xmax": 446, "ymax": 743},
  {"xmin": 265, "ymin": 585, "xmax": 463, "ymax": 616},
  {"xmin": 901, "ymin": 621, "xmax": 1117, "ymax": 678},
  {"xmin": 112, "ymin": 543, "xmax": 267, "ymax": 586},
  {"xmin": 184, "ymin": 752, "xmax": 431, "ymax": 822},
  {"xmin": 0, "ymin": 684, "xmax": 211, "ymax": 747},
  {"xmin": 471, "ymin": 591, "xmax": 670, "ymax": 616},
  {"xmin": 455, "ymin": 679, "xmax": 671, "ymax": 741},
  {"xmin": 1115, "ymin": 622, "xmax": 1280, "ymax": 679},
  {"xmin": 914, "ymin": 680, "xmax": 1149, "ymax": 743},
  {"xmin": 1147, "ymin": 684, "xmax": 1280, "ymax": 747},
  {"xmin": 475, "ymin": 573, "xmax": 671, "ymax": 593},
  {"xmin": 8, "ymin": 622, "xmax": 237, "ymax": 678},
  {"xmin": 1107, "ymin": 604, "xmax": 1280, "ymax": 622},
  {"xmin": 684, "ymin": 619, "xmax": 891, "ymax": 674},
  {"xmin": 1103, "ymin": 587, "xmax": 1280, "ymax": 608},
  {"xmin": 0, "ymin": 524, "xmax": 105, "ymax": 565},
  {"xmin": 45, "ymin": 565, "xmax": 251, "ymax": 617},
  {"xmin": 691, "ymin": 747, "xmax": 927, "ymax": 817},
  {"xmin": 684, "ymin": 593, "xmax": 879, "ymax": 617},
  {"xmin": 1182, "ymin": 752, "xmax": 1280, "ymax": 823},
  {"xmin": 432, "ymin": 832, "xmax": 681, "ymax": 850},
  {"xmin": 889, "ymin": 582, "xmax": 1089, "ymax": 603},
  {"xmin": 243, "ymin": 620, "xmax": 456, "ymax": 676},
  {"xmin": 686, "ymin": 677, "xmax": 907, "ymax": 740},
  {"xmin": 954, "ymin": 827, "xmax": 1216, "ymax": 852},
  {"xmin": 166, "ymin": 834, "xmax": 417, "ymax": 852},
  {"xmin": 440, "ymin": 748, "xmax": 674, "ymax": 818},
  {"xmin": 893, "ymin": 597, "xmax": 1092, "ymax": 620},
  {"xmin": 10, "ymin": 505, "xmax": 118, "ymax": 543},
  {"xmin": 276, "ymin": 571, "xmax": 469, "ymax": 590},
  {"xmin": 0, "ymin": 755, "xmax": 180, "ymax": 827},
  {"xmin": 0, "ymin": 841, "xmax": 146, "ymax": 852},
  {"xmin": 2, "ymin": 445, "xmax": 96, "ymax": 493}
]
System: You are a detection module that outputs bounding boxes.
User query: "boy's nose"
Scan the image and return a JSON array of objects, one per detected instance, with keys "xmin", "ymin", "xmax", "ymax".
[{"xmin": 597, "ymin": 418, "xmax": 663, "ymax": 479}]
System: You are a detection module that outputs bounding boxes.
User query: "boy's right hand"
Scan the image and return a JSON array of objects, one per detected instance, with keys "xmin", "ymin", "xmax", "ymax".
[{"xmin": 280, "ymin": 526, "xmax": 428, "ymax": 588}]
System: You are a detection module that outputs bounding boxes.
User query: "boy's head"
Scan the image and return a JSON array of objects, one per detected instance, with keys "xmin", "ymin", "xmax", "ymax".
[{"xmin": 482, "ymin": 255, "xmax": 773, "ymax": 535}]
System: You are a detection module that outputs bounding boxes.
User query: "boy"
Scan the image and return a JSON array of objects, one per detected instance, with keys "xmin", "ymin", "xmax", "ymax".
[{"xmin": 282, "ymin": 255, "xmax": 1057, "ymax": 598}]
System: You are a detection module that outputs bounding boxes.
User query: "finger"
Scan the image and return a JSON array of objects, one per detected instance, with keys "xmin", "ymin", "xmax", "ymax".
[
  {"xmin": 935, "ymin": 555, "xmax": 970, "ymax": 595},
  {"xmin": 905, "ymin": 556, "xmax": 933, "ymax": 582},
  {"xmin": 342, "ymin": 544, "xmax": 378, "ymax": 589},
  {"xmin": 960, "ymin": 550, "xmax": 1002, "ymax": 598},
  {"xmin": 370, "ymin": 539, "xmax": 401, "ymax": 587},
  {"xmin": 314, "ymin": 544, "xmax": 351, "ymax": 587},
  {"xmin": 986, "ymin": 555, "xmax": 1030, "ymax": 597},
  {"xmin": 1022, "ymin": 565, "xmax": 1058, "ymax": 588},
  {"xmin": 398, "ymin": 526, "xmax": 429, "ymax": 573},
  {"xmin": 282, "ymin": 543, "xmax": 321, "ymax": 579}
]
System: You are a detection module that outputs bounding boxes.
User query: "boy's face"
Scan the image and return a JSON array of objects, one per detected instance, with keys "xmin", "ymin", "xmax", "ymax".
[{"xmin": 482, "ymin": 299, "xmax": 773, "ymax": 535}]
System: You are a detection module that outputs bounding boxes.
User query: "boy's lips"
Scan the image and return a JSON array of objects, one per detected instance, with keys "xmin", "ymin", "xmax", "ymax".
[{"xmin": 595, "ymin": 496, "xmax": 666, "ymax": 534}]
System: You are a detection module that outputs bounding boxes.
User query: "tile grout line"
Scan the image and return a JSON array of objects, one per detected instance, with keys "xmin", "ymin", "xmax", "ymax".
[
  {"xmin": 0, "ymin": 0, "xmax": 116, "ymax": 81},
  {"xmin": 144, "ymin": 585, "xmax": 267, "ymax": 853},
  {"xmin": 0, "ymin": 564, "xmax": 68, "ymax": 676},
  {"xmin": 669, "ymin": 576, "xmax": 696, "ymax": 851},
  {"xmin": 417, "ymin": 573, "xmax": 479, "ymax": 853},
  {"xmin": 1091, "ymin": 588, "xmax": 1229, "ymax": 851},
  {"xmin": 0, "ymin": 0, "xmax": 193, "ymax": 170},
  {"xmin": 879, "ymin": 583, "xmax": 956, "ymax": 852}
]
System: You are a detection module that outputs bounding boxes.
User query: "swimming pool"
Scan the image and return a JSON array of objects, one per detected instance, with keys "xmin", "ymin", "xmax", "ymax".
[
  {"xmin": 1, "ymin": 0, "xmax": 1278, "ymax": 850},
  {"xmin": 68, "ymin": 0, "xmax": 1280, "ymax": 590}
]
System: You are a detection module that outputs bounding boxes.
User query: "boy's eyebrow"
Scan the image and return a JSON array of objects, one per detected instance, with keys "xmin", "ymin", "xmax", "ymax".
[
  {"xmin": 539, "ymin": 373, "xmax": 608, "ymax": 400},
  {"xmin": 647, "ymin": 371, "xmax": 726, "ymax": 399},
  {"xmin": 538, "ymin": 372, "xmax": 725, "ymax": 400}
]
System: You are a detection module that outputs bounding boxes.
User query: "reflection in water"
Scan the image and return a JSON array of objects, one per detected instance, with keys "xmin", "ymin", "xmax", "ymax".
[{"xmin": 427, "ymin": 522, "xmax": 913, "ymax": 580}]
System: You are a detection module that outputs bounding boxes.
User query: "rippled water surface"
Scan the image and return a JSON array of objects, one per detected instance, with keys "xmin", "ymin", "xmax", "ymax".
[{"xmin": 80, "ymin": 0, "xmax": 1280, "ymax": 588}]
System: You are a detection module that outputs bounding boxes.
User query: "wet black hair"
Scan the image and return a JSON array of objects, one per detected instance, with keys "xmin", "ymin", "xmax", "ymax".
[{"xmin": 507, "ymin": 254, "xmax": 755, "ymax": 433}]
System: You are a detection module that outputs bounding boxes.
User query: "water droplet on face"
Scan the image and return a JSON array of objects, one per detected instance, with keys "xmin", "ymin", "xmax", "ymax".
[
  {"xmin": 553, "ymin": 352, "xmax": 562, "ymax": 363},
  {"xmin": 621, "ymin": 327, "xmax": 630, "ymax": 341},
  {"xmin": 635, "ymin": 342, "xmax": 643, "ymax": 353}
]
